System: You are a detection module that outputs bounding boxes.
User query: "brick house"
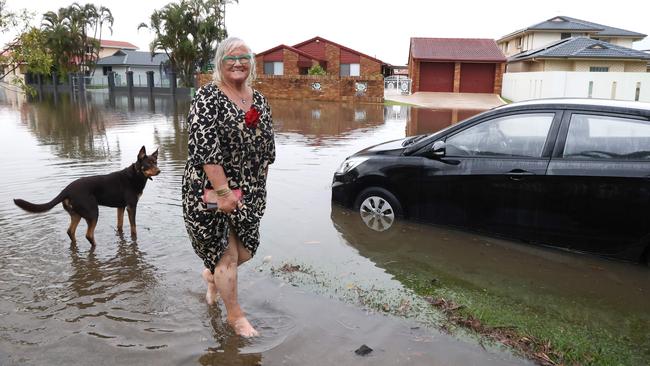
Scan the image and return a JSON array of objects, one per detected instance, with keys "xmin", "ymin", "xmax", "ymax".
[
  {"xmin": 408, "ymin": 38, "xmax": 506, "ymax": 94},
  {"xmin": 255, "ymin": 36, "xmax": 388, "ymax": 77},
  {"xmin": 253, "ymin": 36, "xmax": 388, "ymax": 102}
]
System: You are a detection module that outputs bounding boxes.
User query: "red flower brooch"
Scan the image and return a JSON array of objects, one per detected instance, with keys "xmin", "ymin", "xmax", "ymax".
[{"xmin": 244, "ymin": 106, "xmax": 261, "ymax": 128}]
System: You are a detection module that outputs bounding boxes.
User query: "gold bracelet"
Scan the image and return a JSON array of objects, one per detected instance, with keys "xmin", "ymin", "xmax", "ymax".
[{"xmin": 216, "ymin": 188, "xmax": 231, "ymax": 196}]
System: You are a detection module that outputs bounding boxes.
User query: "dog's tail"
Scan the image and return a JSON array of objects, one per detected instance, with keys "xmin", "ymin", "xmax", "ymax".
[{"xmin": 14, "ymin": 191, "xmax": 66, "ymax": 213}]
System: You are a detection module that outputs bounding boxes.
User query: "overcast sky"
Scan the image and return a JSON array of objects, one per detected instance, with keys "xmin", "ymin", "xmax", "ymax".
[{"xmin": 3, "ymin": 0, "xmax": 650, "ymax": 66}]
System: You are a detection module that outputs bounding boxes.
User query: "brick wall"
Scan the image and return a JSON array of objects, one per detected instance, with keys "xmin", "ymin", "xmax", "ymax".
[
  {"xmin": 574, "ymin": 60, "xmax": 625, "ymax": 72},
  {"xmin": 360, "ymin": 56, "xmax": 381, "ymax": 76},
  {"xmin": 255, "ymin": 55, "xmax": 264, "ymax": 77},
  {"xmin": 409, "ymin": 57, "xmax": 420, "ymax": 92},
  {"xmin": 283, "ymin": 49, "xmax": 300, "ymax": 76},
  {"xmin": 624, "ymin": 62, "xmax": 648, "ymax": 72},
  {"xmin": 253, "ymin": 74, "xmax": 383, "ymax": 103},
  {"xmin": 453, "ymin": 62, "xmax": 461, "ymax": 92},
  {"xmin": 325, "ymin": 43, "xmax": 340, "ymax": 77},
  {"xmin": 493, "ymin": 63, "xmax": 505, "ymax": 94}
]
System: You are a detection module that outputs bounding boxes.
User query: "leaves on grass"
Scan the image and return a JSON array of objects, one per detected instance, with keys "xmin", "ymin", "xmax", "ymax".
[{"xmin": 425, "ymin": 296, "xmax": 565, "ymax": 366}]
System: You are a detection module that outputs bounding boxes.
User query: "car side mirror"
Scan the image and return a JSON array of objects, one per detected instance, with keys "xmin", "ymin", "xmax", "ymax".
[{"xmin": 430, "ymin": 140, "xmax": 446, "ymax": 157}]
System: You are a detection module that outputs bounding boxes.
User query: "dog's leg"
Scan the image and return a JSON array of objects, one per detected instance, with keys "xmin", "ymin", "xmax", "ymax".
[
  {"xmin": 126, "ymin": 205, "xmax": 137, "ymax": 238},
  {"xmin": 117, "ymin": 207, "xmax": 125, "ymax": 233},
  {"xmin": 67, "ymin": 213, "xmax": 82, "ymax": 243},
  {"xmin": 85, "ymin": 218, "xmax": 98, "ymax": 246}
]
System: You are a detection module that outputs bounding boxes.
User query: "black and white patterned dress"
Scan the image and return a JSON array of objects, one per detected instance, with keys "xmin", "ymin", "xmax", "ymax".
[{"xmin": 182, "ymin": 83, "xmax": 275, "ymax": 273}]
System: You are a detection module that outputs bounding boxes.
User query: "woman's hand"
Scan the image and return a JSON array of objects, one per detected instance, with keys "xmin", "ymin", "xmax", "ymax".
[{"xmin": 211, "ymin": 189, "xmax": 241, "ymax": 214}]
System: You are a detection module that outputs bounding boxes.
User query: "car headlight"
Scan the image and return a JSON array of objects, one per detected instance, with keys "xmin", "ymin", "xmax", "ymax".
[{"xmin": 335, "ymin": 157, "xmax": 369, "ymax": 174}]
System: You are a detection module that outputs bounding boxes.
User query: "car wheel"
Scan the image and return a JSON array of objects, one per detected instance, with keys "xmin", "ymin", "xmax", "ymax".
[{"xmin": 354, "ymin": 187, "xmax": 403, "ymax": 233}]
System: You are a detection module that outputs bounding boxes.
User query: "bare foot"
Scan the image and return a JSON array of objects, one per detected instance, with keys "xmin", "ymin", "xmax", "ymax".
[
  {"xmin": 228, "ymin": 316, "xmax": 259, "ymax": 337},
  {"xmin": 202, "ymin": 269, "xmax": 219, "ymax": 305}
]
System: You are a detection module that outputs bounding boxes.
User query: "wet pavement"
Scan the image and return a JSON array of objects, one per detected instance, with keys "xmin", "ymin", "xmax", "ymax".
[
  {"xmin": 385, "ymin": 91, "xmax": 505, "ymax": 109},
  {"xmin": 0, "ymin": 88, "xmax": 647, "ymax": 365}
]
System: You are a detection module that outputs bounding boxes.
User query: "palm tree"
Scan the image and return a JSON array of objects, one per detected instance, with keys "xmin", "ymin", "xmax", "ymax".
[
  {"xmin": 139, "ymin": 0, "xmax": 236, "ymax": 87},
  {"xmin": 41, "ymin": 9, "xmax": 75, "ymax": 76}
]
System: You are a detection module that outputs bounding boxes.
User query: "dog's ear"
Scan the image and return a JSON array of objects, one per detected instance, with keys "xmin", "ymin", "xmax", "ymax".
[
  {"xmin": 138, "ymin": 146, "xmax": 146, "ymax": 160},
  {"xmin": 151, "ymin": 148, "xmax": 159, "ymax": 161}
]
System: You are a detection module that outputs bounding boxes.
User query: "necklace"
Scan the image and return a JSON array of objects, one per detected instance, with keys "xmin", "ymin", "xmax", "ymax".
[{"xmin": 224, "ymin": 84, "xmax": 249, "ymax": 105}]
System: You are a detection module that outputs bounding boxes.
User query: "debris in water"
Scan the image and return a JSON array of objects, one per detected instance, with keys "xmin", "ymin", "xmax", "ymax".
[{"xmin": 354, "ymin": 344, "xmax": 373, "ymax": 356}]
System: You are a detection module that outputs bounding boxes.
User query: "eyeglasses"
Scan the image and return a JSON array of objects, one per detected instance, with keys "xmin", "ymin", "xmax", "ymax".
[{"xmin": 222, "ymin": 54, "xmax": 252, "ymax": 66}]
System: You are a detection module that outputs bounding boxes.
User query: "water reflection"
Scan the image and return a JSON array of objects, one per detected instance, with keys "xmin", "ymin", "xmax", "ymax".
[
  {"xmin": 330, "ymin": 204, "xmax": 650, "ymax": 354},
  {"xmin": 406, "ymin": 107, "xmax": 485, "ymax": 136},
  {"xmin": 198, "ymin": 306, "xmax": 262, "ymax": 366},
  {"xmin": 269, "ymin": 99, "xmax": 386, "ymax": 145},
  {"xmin": 19, "ymin": 93, "xmax": 111, "ymax": 159},
  {"xmin": 67, "ymin": 236, "xmax": 158, "ymax": 310}
]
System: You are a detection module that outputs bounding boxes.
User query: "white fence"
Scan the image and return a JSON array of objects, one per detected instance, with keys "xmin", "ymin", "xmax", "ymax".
[{"xmin": 502, "ymin": 72, "xmax": 650, "ymax": 102}]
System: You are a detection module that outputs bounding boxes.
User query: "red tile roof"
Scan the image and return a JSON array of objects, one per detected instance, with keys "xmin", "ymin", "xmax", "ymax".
[
  {"xmin": 256, "ymin": 44, "xmax": 323, "ymax": 61},
  {"xmin": 410, "ymin": 38, "xmax": 506, "ymax": 62},
  {"xmin": 99, "ymin": 39, "xmax": 138, "ymax": 50}
]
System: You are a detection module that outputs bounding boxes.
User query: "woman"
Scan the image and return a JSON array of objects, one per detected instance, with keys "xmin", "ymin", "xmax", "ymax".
[{"xmin": 182, "ymin": 37, "xmax": 275, "ymax": 337}]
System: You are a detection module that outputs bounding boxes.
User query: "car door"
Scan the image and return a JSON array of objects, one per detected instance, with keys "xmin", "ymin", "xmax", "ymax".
[
  {"xmin": 418, "ymin": 110, "xmax": 561, "ymax": 239},
  {"xmin": 541, "ymin": 111, "xmax": 650, "ymax": 260}
]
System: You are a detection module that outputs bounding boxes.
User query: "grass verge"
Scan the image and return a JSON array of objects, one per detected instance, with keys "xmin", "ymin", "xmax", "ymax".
[
  {"xmin": 392, "ymin": 267, "xmax": 649, "ymax": 366},
  {"xmin": 268, "ymin": 261, "xmax": 649, "ymax": 365}
]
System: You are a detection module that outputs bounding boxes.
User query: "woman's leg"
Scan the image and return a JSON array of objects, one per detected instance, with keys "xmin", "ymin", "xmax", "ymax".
[
  {"xmin": 202, "ymin": 238, "xmax": 252, "ymax": 305},
  {"xmin": 202, "ymin": 268, "xmax": 218, "ymax": 305},
  {"xmin": 212, "ymin": 231, "xmax": 258, "ymax": 337}
]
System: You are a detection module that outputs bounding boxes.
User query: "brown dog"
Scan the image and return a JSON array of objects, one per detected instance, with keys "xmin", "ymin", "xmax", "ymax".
[{"xmin": 14, "ymin": 146, "xmax": 160, "ymax": 245}]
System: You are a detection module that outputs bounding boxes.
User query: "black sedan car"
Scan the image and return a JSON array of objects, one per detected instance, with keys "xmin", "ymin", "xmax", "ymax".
[{"xmin": 331, "ymin": 98, "xmax": 650, "ymax": 264}]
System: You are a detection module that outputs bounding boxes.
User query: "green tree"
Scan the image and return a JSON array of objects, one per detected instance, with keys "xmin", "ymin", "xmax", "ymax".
[
  {"xmin": 40, "ymin": 3, "xmax": 113, "ymax": 77},
  {"xmin": 138, "ymin": 0, "xmax": 235, "ymax": 87},
  {"xmin": 308, "ymin": 64, "xmax": 327, "ymax": 75},
  {"xmin": 7, "ymin": 27, "xmax": 53, "ymax": 95}
]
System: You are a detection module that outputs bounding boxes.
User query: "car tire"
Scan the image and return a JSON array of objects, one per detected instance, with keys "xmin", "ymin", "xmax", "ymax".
[{"xmin": 354, "ymin": 187, "xmax": 403, "ymax": 233}]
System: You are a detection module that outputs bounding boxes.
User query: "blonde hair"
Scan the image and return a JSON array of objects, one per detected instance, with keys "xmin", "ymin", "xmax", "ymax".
[{"xmin": 212, "ymin": 37, "xmax": 256, "ymax": 86}]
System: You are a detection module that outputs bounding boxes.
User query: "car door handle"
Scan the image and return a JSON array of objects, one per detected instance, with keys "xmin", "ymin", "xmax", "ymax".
[{"xmin": 507, "ymin": 169, "xmax": 534, "ymax": 181}]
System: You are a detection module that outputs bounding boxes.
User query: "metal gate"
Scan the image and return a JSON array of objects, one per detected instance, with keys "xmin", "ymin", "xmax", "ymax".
[{"xmin": 384, "ymin": 75, "xmax": 411, "ymax": 95}]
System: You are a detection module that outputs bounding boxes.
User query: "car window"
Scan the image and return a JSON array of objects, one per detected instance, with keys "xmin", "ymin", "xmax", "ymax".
[
  {"xmin": 563, "ymin": 114, "xmax": 650, "ymax": 160},
  {"xmin": 445, "ymin": 113, "xmax": 554, "ymax": 158}
]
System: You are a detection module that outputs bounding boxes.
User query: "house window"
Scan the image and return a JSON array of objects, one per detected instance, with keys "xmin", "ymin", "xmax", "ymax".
[
  {"xmin": 102, "ymin": 66, "xmax": 112, "ymax": 76},
  {"xmin": 263, "ymin": 62, "xmax": 283, "ymax": 75},
  {"xmin": 340, "ymin": 63, "xmax": 360, "ymax": 77},
  {"xmin": 589, "ymin": 66, "xmax": 609, "ymax": 72},
  {"xmin": 561, "ymin": 32, "xmax": 571, "ymax": 39}
]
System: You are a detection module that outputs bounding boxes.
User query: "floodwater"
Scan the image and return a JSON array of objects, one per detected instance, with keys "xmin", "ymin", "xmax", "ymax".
[{"xmin": 0, "ymin": 89, "xmax": 647, "ymax": 365}]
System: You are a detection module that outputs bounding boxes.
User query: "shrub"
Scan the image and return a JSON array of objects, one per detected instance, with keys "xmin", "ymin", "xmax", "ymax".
[{"xmin": 308, "ymin": 64, "xmax": 327, "ymax": 76}]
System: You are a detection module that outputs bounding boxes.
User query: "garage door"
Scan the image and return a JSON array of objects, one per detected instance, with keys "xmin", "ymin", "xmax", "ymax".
[
  {"xmin": 459, "ymin": 63, "xmax": 495, "ymax": 93},
  {"xmin": 419, "ymin": 62, "xmax": 454, "ymax": 92}
]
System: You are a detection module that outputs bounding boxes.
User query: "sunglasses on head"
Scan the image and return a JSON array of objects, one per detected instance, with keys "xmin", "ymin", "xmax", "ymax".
[{"xmin": 222, "ymin": 54, "xmax": 252, "ymax": 66}]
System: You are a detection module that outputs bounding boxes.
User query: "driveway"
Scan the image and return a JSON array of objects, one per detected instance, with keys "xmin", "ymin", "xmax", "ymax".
[{"xmin": 386, "ymin": 91, "xmax": 506, "ymax": 110}]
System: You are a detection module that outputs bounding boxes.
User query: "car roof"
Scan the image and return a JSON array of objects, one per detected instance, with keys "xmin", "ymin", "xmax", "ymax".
[{"xmin": 495, "ymin": 98, "xmax": 650, "ymax": 113}]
